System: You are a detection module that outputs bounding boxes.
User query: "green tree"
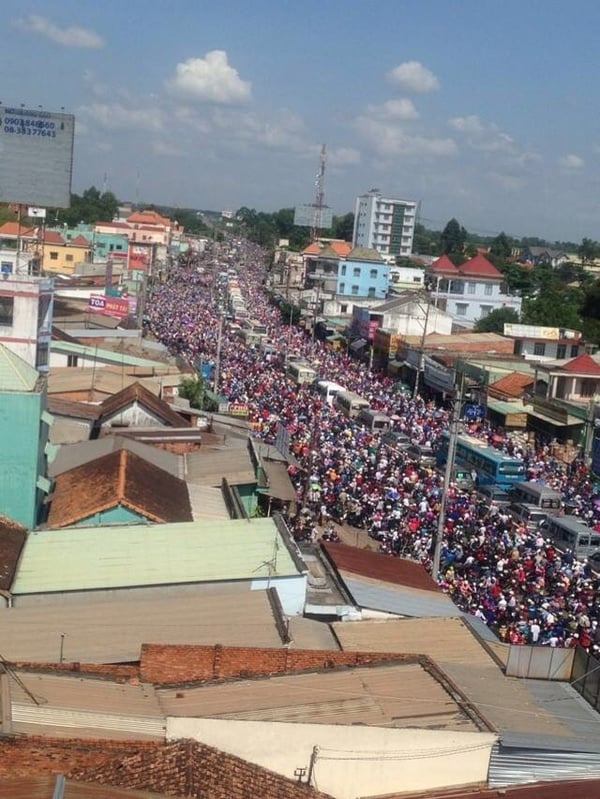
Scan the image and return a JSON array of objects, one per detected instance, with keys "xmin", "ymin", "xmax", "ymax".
[
  {"xmin": 474, "ymin": 307, "xmax": 519, "ymax": 333},
  {"xmin": 489, "ymin": 231, "xmax": 513, "ymax": 262},
  {"xmin": 178, "ymin": 376, "xmax": 205, "ymax": 409},
  {"xmin": 578, "ymin": 237, "xmax": 600, "ymax": 268},
  {"xmin": 332, "ymin": 212, "xmax": 354, "ymax": 242},
  {"xmin": 522, "ymin": 286, "xmax": 583, "ymax": 329},
  {"xmin": 55, "ymin": 186, "xmax": 119, "ymax": 227},
  {"xmin": 440, "ymin": 218, "xmax": 467, "ymax": 262}
]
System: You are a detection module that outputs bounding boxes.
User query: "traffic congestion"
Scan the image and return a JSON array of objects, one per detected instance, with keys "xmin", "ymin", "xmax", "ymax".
[{"xmin": 147, "ymin": 237, "xmax": 600, "ymax": 651}]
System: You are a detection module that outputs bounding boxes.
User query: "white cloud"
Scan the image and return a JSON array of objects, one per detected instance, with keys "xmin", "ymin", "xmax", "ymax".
[
  {"xmin": 559, "ymin": 153, "xmax": 584, "ymax": 170},
  {"xmin": 386, "ymin": 61, "xmax": 440, "ymax": 93},
  {"xmin": 368, "ymin": 98, "xmax": 419, "ymax": 121},
  {"xmin": 487, "ymin": 171, "xmax": 526, "ymax": 191},
  {"xmin": 13, "ymin": 15, "xmax": 104, "ymax": 48},
  {"xmin": 328, "ymin": 146, "xmax": 361, "ymax": 167},
  {"xmin": 166, "ymin": 50, "xmax": 251, "ymax": 104},
  {"xmin": 355, "ymin": 116, "xmax": 456, "ymax": 158},
  {"xmin": 78, "ymin": 103, "xmax": 163, "ymax": 132},
  {"xmin": 449, "ymin": 114, "xmax": 515, "ymax": 153}
]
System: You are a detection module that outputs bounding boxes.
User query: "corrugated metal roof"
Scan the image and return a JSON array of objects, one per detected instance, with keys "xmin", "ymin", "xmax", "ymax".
[
  {"xmin": 323, "ymin": 543, "xmax": 441, "ymax": 592},
  {"xmin": 48, "ymin": 435, "xmax": 182, "ymax": 478},
  {"xmin": 184, "ymin": 448, "xmax": 256, "ymax": 486},
  {"xmin": 51, "ymin": 341, "xmax": 166, "ymax": 369},
  {"xmin": 48, "ymin": 367, "xmax": 162, "ymax": 398},
  {"xmin": 0, "ymin": 344, "xmax": 40, "ymax": 391},
  {"xmin": 340, "ymin": 573, "xmax": 460, "ymax": 617},
  {"xmin": 332, "ymin": 618, "xmax": 497, "ymax": 667},
  {"xmin": 187, "ymin": 484, "xmax": 230, "ymax": 520},
  {"xmin": 12, "ymin": 519, "xmax": 302, "ymax": 594},
  {"xmin": 0, "ymin": 589, "xmax": 285, "ymax": 663},
  {"xmin": 157, "ymin": 661, "xmax": 481, "ymax": 732},
  {"xmin": 489, "ymin": 742, "xmax": 600, "ymax": 788}
]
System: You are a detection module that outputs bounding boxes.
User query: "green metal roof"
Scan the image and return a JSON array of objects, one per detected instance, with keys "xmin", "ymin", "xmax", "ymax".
[
  {"xmin": 51, "ymin": 341, "xmax": 166, "ymax": 369},
  {"xmin": 12, "ymin": 519, "xmax": 302, "ymax": 594},
  {"xmin": 486, "ymin": 399, "xmax": 528, "ymax": 416},
  {"xmin": 0, "ymin": 344, "xmax": 40, "ymax": 391}
]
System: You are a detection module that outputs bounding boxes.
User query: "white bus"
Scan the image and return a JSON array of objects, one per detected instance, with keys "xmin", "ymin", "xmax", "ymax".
[
  {"xmin": 540, "ymin": 515, "xmax": 600, "ymax": 560},
  {"xmin": 316, "ymin": 380, "xmax": 347, "ymax": 405},
  {"xmin": 286, "ymin": 361, "xmax": 317, "ymax": 385},
  {"xmin": 334, "ymin": 391, "xmax": 370, "ymax": 419}
]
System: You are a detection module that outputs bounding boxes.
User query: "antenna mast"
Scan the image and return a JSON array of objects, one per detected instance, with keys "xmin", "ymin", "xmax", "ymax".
[{"xmin": 311, "ymin": 144, "xmax": 327, "ymax": 243}]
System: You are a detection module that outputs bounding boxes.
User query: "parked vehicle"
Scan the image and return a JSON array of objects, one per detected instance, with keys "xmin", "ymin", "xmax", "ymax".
[
  {"xmin": 357, "ymin": 408, "xmax": 392, "ymax": 432},
  {"xmin": 382, "ymin": 430, "xmax": 411, "ymax": 451},
  {"xmin": 539, "ymin": 515, "xmax": 600, "ymax": 560},
  {"xmin": 477, "ymin": 484, "xmax": 512, "ymax": 508},
  {"xmin": 406, "ymin": 443, "xmax": 437, "ymax": 468},
  {"xmin": 511, "ymin": 481, "xmax": 562, "ymax": 512},
  {"xmin": 506, "ymin": 502, "xmax": 548, "ymax": 532},
  {"xmin": 334, "ymin": 391, "xmax": 370, "ymax": 419},
  {"xmin": 315, "ymin": 380, "xmax": 347, "ymax": 406}
]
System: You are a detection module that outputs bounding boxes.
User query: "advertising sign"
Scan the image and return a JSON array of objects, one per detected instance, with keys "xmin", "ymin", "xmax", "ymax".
[
  {"xmin": 0, "ymin": 106, "xmax": 75, "ymax": 207},
  {"xmin": 88, "ymin": 293, "xmax": 130, "ymax": 319}
]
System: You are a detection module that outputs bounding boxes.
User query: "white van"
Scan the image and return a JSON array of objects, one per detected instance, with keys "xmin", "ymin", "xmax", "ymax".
[{"xmin": 316, "ymin": 380, "xmax": 347, "ymax": 405}]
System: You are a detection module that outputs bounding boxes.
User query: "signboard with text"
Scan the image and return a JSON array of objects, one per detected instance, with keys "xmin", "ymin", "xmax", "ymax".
[
  {"xmin": 88, "ymin": 293, "xmax": 130, "ymax": 319},
  {"xmin": 0, "ymin": 106, "xmax": 74, "ymax": 207}
]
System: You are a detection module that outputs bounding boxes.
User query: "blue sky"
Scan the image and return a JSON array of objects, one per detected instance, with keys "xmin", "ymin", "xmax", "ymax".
[{"xmin": 4, "ymin": 0, "xmax": 600, "ymax": 242}]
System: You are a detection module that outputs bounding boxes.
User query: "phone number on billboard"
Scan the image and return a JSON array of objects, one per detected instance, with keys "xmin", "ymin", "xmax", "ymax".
[{"xmin": 1, "ymin": 117, "xmax": 57, "ymax": 137}]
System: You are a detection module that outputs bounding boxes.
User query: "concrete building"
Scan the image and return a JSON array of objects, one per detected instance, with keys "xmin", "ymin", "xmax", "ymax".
[
  {"xmin": 503, "ymin": 322, "xmax": 584, "ymax": 361},
  {"xmin": 0, "ymin": 273, "xmax": 54, "ymax": 372},
  {"xmin": 429, "ymin": 254, "xmax": 522, "ymax": 326},
  {"xmin": 0, "ymin": 344, "xmax": 51, "ymax": 529},
  {"xmin": 352, "ymin": 189, "xmax": 417, "ymax": 258}
]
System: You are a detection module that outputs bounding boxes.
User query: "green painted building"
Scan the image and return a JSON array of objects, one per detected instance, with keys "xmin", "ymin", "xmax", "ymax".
[{"xmin": 0, "ymin": 345, "xmax": 51, "ymax": 528}]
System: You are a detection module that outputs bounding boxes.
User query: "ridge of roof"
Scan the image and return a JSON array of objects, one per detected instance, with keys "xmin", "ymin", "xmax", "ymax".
[
  {"xmin": 558, "ymin": 352, "xmax": 600, "ymax": 375},
  {"xmin": 98, "ymin": 381, "xmax": 189, "ymax": 427}
]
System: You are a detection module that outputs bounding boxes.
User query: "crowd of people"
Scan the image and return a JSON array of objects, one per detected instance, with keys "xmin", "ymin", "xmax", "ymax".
[{"xmin": 147, "ymin": 238, "xmax": 600, "ymax": 652}]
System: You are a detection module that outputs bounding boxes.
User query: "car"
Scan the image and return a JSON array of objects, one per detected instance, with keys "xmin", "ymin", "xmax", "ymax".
[
  {"xmin": 382, "ymin": 430, "xmax": 411, "ymax": 451},
  {"xmin": 477, "ymin": 484, "xmax": 512, "ymax": 508},
  {"xmin": 406, "ymin": 443, "xmax": 437, "ymax": 467}
]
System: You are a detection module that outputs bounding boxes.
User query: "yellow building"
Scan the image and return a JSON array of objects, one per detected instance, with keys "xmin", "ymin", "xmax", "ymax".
[{"xmin": 39, "ymin": 231, "xmax": 92, "ymax": 275}]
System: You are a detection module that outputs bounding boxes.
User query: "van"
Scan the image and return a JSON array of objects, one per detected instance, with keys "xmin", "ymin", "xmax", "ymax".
[
  {"xmin": 286, "ymin": 361, "xmax": 317, "ymax": 385},
  {"xmin": 316, "ymin": 380, "xmax": 346, "ymax": 406},
  {"xmin": 511, "ymin": 481, "xmax": 562, "ymax": 512},
  {"xmin": 507, "ymin": 502, "xmax": 548, "ymax": 532},
  {"xmin": 440, "ymin": 466, "xmax": 475, "ymax": 491},
  {"xmin": 334, "ymin": 391, "xmax": 370, "ymax": 419},
  {"xmin": 540, "ymin": 515, "xmax": 600, "ymax": 560},
  {"xmin": 382, "ymin": 430, "xmax": 411, "ymax": 451},
  {"xmin": 477, "ymin": 484, "xmax": 512, "ymax": 508},
  {"xmin": 406, "ymin": 443, "xmax": 437, "ymax": 468},
  {"xmin": 357, "ymin": 408, "xmax": 392, "ymax": 432}
]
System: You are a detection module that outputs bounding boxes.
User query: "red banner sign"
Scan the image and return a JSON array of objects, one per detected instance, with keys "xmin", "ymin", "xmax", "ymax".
[{"xmin": 88, "ymin": 293, "xmax": 130, "ymax": 319}]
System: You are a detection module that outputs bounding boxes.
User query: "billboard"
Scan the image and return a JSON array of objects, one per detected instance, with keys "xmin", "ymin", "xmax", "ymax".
[
  {"xmin": 88, "ymin": 293, "xmax": 130, "ymax": 319},
  {"xmin": 293, "ymin": 203, "xmax": 333, "ymax": 229},
  {"xmin": 0, "ymin": 105, "xmax": 75, "ymax": 207}
]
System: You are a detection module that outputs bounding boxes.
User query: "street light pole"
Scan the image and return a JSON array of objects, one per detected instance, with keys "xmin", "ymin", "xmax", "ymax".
[{"xmin": 432, "ymin": 371, "xmax": 465, "ymax": 578}]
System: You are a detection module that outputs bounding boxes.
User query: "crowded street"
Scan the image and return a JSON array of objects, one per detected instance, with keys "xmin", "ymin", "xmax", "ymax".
[{"xmin": 147, "ymin": 238, "xmax": 600, "ymax": 651}]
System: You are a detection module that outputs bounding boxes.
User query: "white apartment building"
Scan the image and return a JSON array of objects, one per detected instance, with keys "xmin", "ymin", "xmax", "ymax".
[{"xmin": 352, "ymin": 189, "xmax": 417, "ymax": 258}]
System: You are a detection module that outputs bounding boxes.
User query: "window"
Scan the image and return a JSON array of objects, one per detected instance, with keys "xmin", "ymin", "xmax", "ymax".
[
  {"xmin": 456, "ymin": 303, "xmax": 468, "ymax": 316},
  {"xmin": 480, "ymin": 305, "xmax": 492, "ymax": 317},
  {"xmin": 0, "ymin": 297, "xmax": 13, "ymax": 326},
  {"xmin": 484, "ymin": 283, "xmax": 493, "ymax": 296},
  {"xmin": 36, "ymin": 345, "xmax": 49, "ymax": 368},
  {"xmin": 370, "ymin": 269, "xmax": 378, "ymax": 279},
  {"xmin": 581, "ymin": 379, "xmax": 596, "ymax": 398},
  {"xmin": 412, "ymin": 276, "xmax": 422, "ymax": 283},
  {"xmin": 66, "ymin": 254, "xmax": 74, "ymax": 262},
  {"xmin": 67, "ymin": 354, "xmax": 78, "ymax": 367},
  {"xmin": 340, "ymin": 264, "xmax": 347, "ymax": 276},
  {"xmin": 571, "ymin": 345, "xmax": 579, "ymax": 357},
  {"xmin": 353, "ymin": 267, "xmax": 361, "ymax": 277},
  {"xmin": 340, "ymin": 304, "xmax": 348, "ymax": 313},
  {"xmin": 556, "ymin": 344, "xmax": 566, "ymax": 359},
  {"xmin": 534, "ymin": 342, "xmax": 546, "ymax": 357},
  {"xmin": 468, "ymin": 281, "xmax": 476, "ymax": 293},
  {"xmin": 351, "ymin": 285, "xmax": 359, "ymax": 295},
  {"xmin": 339, "ymin": 283, "xmax": 345, "ymax": 294},
  {"xmin": 368, "ymin": 287, "xmax": 376, "ymax": 298},
  {"xmin": 50, "ymin": 252, "xmax": 58, "ymax": 260}
]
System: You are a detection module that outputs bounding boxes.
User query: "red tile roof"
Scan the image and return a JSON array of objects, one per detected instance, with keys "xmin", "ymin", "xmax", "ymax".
[
  {"xmin": 321, "ymin": 542, "xmax": 441, "ymax": 592},
  {"xmin": 302, "ymin": 242, "xmax": 321, "ymax": 255},
  {"xmin": 70, "ymin": 234, "xmax": 91, "ymax": 247},
  {"xmin": 558, "ymin": 352, "xmax": 600, "ymax": 375},
  {"xmin": 46, "ymin": 448, "xmax": 193, "ymax": 528},
  {"xmin": 127, "ymin": 210, "xmax": 171, "ymax": 227},
  {"xmin": 42, "ymin": 230, "xmax": 65, "ymax": 245},
  {"xmin": 487, "ymin": 371, "xmax": 534, "ymax": 399},
  {"xmin": 0, "ymin": 221, "xmax": 36, "ymax": 237},
  {"xmin": 430, "ymin": 254, "xmax": 460, "ymax": 274},
  {"xmin": 458, "ymin": 253, "xmax": 502, "ymax": 278}
]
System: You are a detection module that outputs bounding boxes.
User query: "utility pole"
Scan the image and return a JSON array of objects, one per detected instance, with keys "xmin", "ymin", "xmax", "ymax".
[
  {"xmin": 413, "ymin": 293, "xmax": 431, "ymax": 400},
  {"xmin": 432, "ymin": 371, "xmax": 464, "ymax": 578}
]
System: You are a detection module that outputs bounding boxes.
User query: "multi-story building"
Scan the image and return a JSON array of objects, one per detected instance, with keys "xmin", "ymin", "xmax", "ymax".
[
  {"xmin": 429, "ymin": 254, "xmax": 521, "ymax": 326},
  {"xmin": 0, "ymin": 273, "xmax": 54, "ymax": 372},
  {"xmin": 503, "ymin": 323, "xmax": 585, "ymax": 361},
  {"xmin": 352, "ymin": 189, "xmax": 417, "ymax": 258}
]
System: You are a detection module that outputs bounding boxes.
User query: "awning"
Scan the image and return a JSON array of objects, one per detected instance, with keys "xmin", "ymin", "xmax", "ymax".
[
  {"xmin": 349, "ymin": 338, "xmax": 367, "ymax": 351},
  {"xmin": 527, "ymin": 409, "xmax": 584, "ymax": 428}
]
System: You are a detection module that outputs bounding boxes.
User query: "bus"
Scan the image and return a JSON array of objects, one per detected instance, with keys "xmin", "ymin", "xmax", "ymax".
[
  {"xmin": 511, "ymin": 481, "xmax": 562, "ymax": 512},
  {"xmin": 540, "ymin": 516, "xmax": 600, "ymax": 560},
  {"xmin": 286, "ymin": 361, "xmax": 317, "ymax": 385},
  {"xmin": 334, "ymin": 391, "xmax": 370, "ymax": 419},
  {"xmin": 437, "ymin": 431, "xmax": 525, "ymax": 489},
  {"xmin": 242, "ymin": 319, "xmax": 268, "ymax": 338},
  {"xmin": 316, "ymin": 380, "xmax": 347, "ymax": 406}
]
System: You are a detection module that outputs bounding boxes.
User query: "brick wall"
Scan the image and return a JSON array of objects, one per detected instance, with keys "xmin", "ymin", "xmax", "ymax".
[
  {"xmin": 0, "ymin": 737, "xmax": 333, "ymax": 799},
  {"xmin": 140, "ymin": 643, "xmax": 413, "ymax": 685},
  {"xmin": 12, "ymin": 661, "xmax": 139, "ymax": 680}
]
